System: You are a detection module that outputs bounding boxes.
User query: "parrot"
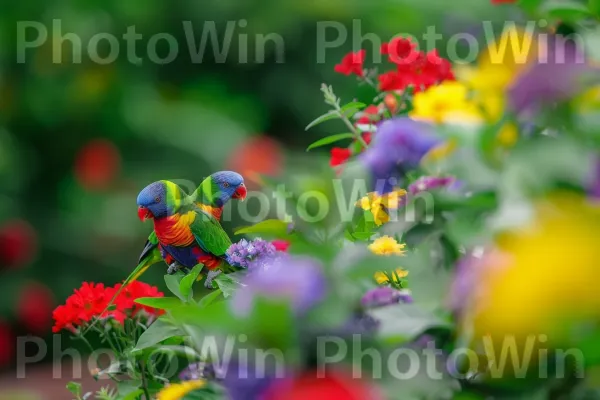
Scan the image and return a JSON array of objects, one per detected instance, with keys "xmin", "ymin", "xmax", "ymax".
[
  {"xmin": 87, "ymin": 172, "xmax": 246, "ymax": 335},
  {"xmin": 132, "ymin": 171, "xmax": 246, "ymax": 282},
  {"xmin": 136, "ymin": 172, "xmax": 246, "ymax": 289}
]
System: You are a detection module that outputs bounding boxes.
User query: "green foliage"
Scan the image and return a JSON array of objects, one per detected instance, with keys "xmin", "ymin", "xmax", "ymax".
[
  {"xmin": 133, "ymin": 297, "xmax": 182, "ymax": 310},
  {"xmin": 179, "ymin": 264, "xmax": 204, "ymax": 301},
  {"xmin": 306, "ymin": 133, "xmax": 355, "ymax": 151},
  {"xmin": 234, "ymin": 219, "xmax": 291, "ymax": 237},
  {"xmin": 540, "ymin": 0, "xmax": 591, "ymax": 21},
  {"xmin": 133, "ymin": 318, "xmax": 183, "ymax": 351}
]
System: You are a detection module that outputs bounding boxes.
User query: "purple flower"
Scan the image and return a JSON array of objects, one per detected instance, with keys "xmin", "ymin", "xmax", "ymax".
[
  {"xmin": 361, "ymin": 118, "xmax": 442, "ymax": 193},
  {"xmin": 227, "ymin": 238, "xmax": 277, "ymax": 269},
  {"xmin": 408, "ymin": 176, "xmax": 456, "ymax": 195},
  {"xmin": 221, "ymin": 360, "xmax": 287, "ymax": 400},
  {"xmin": 179, "ymin": 361, "xmax": 218, "ymax": 381},
  {"xmin": 361, "ymin": 287, "xmax": 413, "ymax": 308},
  {"xmin": 448, "ymin": 248, "xmax": 509, "ymax": 314},
  {"xmin": 509, "ymin": 36, "xmax": 598, "ymax": 114},
  {"xmin": 231, "ymin": 257, "xmax": 327, "ymax": 316}
]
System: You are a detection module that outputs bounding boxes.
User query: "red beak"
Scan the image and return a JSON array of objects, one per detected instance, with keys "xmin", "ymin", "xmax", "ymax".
[
  {"xmin": 233, "ymin": 184, "xmax": 247, "ymax": 201},
  {"xmin": 137, "ymin": 206, "xmax": 153, "ymax": 221}
]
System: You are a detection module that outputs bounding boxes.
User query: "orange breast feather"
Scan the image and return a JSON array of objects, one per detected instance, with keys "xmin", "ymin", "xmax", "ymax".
[{"xmin": 154, "ymin": 211, "xmax": 196, "ymax": 246}]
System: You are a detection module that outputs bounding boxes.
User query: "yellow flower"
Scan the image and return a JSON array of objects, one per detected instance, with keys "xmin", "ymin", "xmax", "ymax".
[
  {"xmin": 374, "ymin": 268, "xmax": 409, "ymax": 284},
  {"xmin": 410, "ymin": 81, "xmax": 484, "ymax": 125},
  {"xmin": 368, "ymin": 236, "xmax": 406, "ymax": 256},
  {"xmin": 356, "ymin": 190, "xmax": 407, "ymax": 226},
  {"xmin": 469, "ymin": 193, "xmax": 600, "ymax": 347},
  {"xmin": 157, "ymin": 380, "xmax": 206, "ymax": 400}
]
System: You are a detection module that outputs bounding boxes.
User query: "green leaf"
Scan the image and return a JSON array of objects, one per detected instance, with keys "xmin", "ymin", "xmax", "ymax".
[
  {"xmin": 518, "ymin": 0, "xmax": 544, "ymax": 13},
  {"xmin": 214, "ymin": 273, "xmax": 244, "ymax": 298},
  {"xmin": 234, "ymin": 219, "xmax": 289, "ymax": 236},
  {"xmin": 306, "ymin": 133, "xmax": 355, "ymax": 151},
  {"xmin": 351, "ymin": 232, "xmax": 373, "ymax": 240},
  {"xmin": 117, "ymin": 381, "xmax": 143, "ymax": 400},
  {"xmin": 590, "ymin": 0, "xmax": 600, "ymax": 15},
  {"xmin": 164, "ymin": 273, "xmax": 186, "ymax": 301},
  {"xmin": 197, "ymin": 288, "xmax": 224, "ymax": 308},
  {"xmin": 179, "ymin": 264, "xmax": 204, "ymax": 301},
  {"xmin": 340, "ymin": 101, "xmax": 366, "ymax": 117},
  {"xmin": 169, "ymin": 301, "xmax": 239, "ymax": 331},
  {"xmin": 305, "ymin": 110, "xmax": 339, "ymax": 130},
  {"xmin": 541, "ymin": 1, "xmax": 591, "ymax": 21},
  {"xmin": 121, "ymin": 389, "xmax": 144, "ymax": 400},
  {"xmin": 367, "ymin": 304, "xmax": 451, "ymax": 344},
  {"xmin": 66, "ymin": 382, "xmax": 82, "ymax": 398},
  {"xmin": 133, "ymin": 318, "xmax": 183, "ymax": 351},
  {"xmin": 134, "ymin": 296, "xmax": 182, "ymax": 310}
]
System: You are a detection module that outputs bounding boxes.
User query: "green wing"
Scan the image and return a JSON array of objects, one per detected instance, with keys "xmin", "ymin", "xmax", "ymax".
[
  {"xmin": 188, "ymin": 206, "xmax": 232, "ymax": 256},
  {"xmin": 138, "ymin": 231, "xmax": 159, "ymax": 263}
]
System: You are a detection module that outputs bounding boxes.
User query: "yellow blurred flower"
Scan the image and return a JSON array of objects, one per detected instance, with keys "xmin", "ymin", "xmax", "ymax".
[
  {"xmin": 418, "ymin": 26, "xmax": 538, "ymax": 150},
  {"xmin": 470, "ymin": 193, "xmax": 600, "ymax": 347},
  {"xmin": 356, "ymin": 190, "xmax": 407, "ymax": 226},
  {"xmin": 369, "ymin": 236, "xmax": 406, "ymax": 256},
  {"xmin": 410, "ymin": 81, "xmax": 484, "ymax": 125},
  {"xmin": 157, "ymin": 380, "xmax": 206, "ymax": 400},
  {"xmin": 463, "ymin": 25, "xmax": 538, "ymax": 94},
  {"xmin": 374, "ymin": 268, "xmax": 409, "ymax": 284}
]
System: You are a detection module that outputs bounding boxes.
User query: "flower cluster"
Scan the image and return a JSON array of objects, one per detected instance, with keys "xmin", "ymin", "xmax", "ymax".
[
  {"xmin": 226, "ymin": 238, "xmax": 279, "ymax": 270},
  {"xmin": 52, "ymin": 281, "xmax": 164, "ymax": 333},
  {"xmin": 333, "ymin": 37, "xmax": 454, "ymax": 93}
]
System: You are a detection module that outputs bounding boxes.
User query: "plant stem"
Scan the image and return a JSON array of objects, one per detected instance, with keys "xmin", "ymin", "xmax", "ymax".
[
  {"xmin": 362, "ymin": 76, "xmax": 377, "ymax": 89},
  {"xmin": 139, "ymin": 361, "xmax": 151, "ymax": 400},
  {"xmin": 333, "ymin": 103, "xmax": 369, "ymax": 149}
]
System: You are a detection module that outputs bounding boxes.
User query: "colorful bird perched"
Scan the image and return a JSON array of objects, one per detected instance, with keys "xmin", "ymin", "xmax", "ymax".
[
  {"xmin": 137, "ymin": 172, "xmax": 246, "ymax": 288},
  {"xmin": 87, "ymin": 172, "xmax": 246, "ymax": 335},
  {"xmin": 133, "ymin": 171, "xmax": 246, "ymax": 282}
]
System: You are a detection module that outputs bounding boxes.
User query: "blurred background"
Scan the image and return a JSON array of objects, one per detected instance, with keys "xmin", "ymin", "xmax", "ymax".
[{"xmin": 0, "ymin": 0, "xmax": 516, "ymax": 397}]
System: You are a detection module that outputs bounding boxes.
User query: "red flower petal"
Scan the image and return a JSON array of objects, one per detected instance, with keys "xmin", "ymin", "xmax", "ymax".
[
  {"xmin": 334, "ymin": 50, "xmax": 366, "ymax": 77},
  {"xmin": 272, "ymin": 240, "xmax": 290, "ymax": 252},
  {"xmin": 330, "ymin": 148, "xmax": 352, "ymax": 167},
  {"xmin": 264, "ymin": 371, "xmax": 382, "ymax": 400},
  {"xmin": 17, "ymin": 282, "xmax": 55, "ymax": 335}
]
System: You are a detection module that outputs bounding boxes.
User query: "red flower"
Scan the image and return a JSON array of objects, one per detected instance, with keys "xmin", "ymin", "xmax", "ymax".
[
  {"xmin": 362, "ymin": 132, "xmax": 372, "ymax": 145},
  {"xmin": 52, "ymin": 304, "xmax": 78, "ymax": 333},
  {"xmin": 378, "ymin": 71, "xmax": 410, "ymax": 92},
  {"xmin": 17, "ymin": 282, "xmax": 55, "ymax": 335},
  {"xmin": 264, "ymin": 371, "xmax": 382, "ymax": 400},
  {"xmin": 334, "ymin": 50, "xmax": 366, "ymax": 77},
  {"xmin": 52, "ymin": 281, "xmax": 164, "ymax": 333},
  {"xmin": 0, "ymin": 322, "xmax": 14, "ymax": 367},
  {"xmin": 381, "ymin": 37, "xmax": 418, "ymax": 65},
  {"xmin": 356, "ymin": 105, "xmax": 380, "ymax": 124},
  {"xmin": 113, "ymin": 281, "xmax": 165, "ymax": 317},
  {"xmin": 227, "ymin": 136, "xmax": 283, "ymax": 190},
  {"xmin": 75, "ymin": 139, "xmax": 121, "ymax": 191},
  {"xmin": 0, "ymin": 219, "xmax": 37, "ymax": 269},
  {"xmin": 378, "ymin": 48, "xmax": 454, "ymax": 92},
  {"xmin": 330, "ymin": 148, "xmax": 351, "ymax": 167},
  {"xmin": 271, "ymin": 240, "xmax": 290, "ymax": 252}
]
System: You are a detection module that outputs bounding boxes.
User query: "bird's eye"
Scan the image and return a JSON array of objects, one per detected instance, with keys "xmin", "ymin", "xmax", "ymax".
[
  {"xmin": 155, "ymin": 196, "xmax": 161, "ymax": 203},
  {"xmin": 222, "ymin": 182, "xmax": 230, "ymax": 188}
]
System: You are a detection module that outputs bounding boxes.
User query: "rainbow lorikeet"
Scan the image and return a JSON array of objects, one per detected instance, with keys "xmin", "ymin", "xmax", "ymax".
[{"xmin": 137, "ymin": 172, "xmax": 246, "ymax": 288}]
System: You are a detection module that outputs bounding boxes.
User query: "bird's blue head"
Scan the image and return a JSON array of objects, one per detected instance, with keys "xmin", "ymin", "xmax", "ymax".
[
  {"xmin": 136, "ymin": 180, "xmax": 184, "ymax": 220},
  {"xmin": 204, "ymin": 171, "xmax": 246, "ymax": 207}
]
